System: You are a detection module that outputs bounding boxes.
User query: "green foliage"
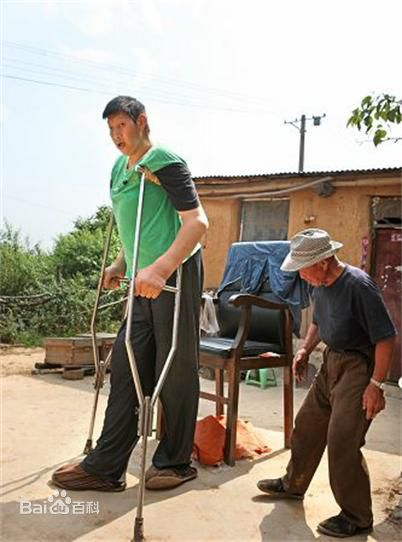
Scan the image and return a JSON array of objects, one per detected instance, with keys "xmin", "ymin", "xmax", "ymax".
[
  {"xmin": 52, "ymin": 206, "xmax": 120, "ymax": 285},
  {"xmin": 347, "ymin": 93, "xmax": 402, "ymax": 146},
  {"xmin": 0, "ymin": 210, "xmax": 123, "ymax": 345},
  {"xmin": 0, "ymin": 222, "xmax": 54, "ymax": 296},
  {"xmin": 53, "ymin": 228, "xmax": 107, "ymax": 283},
  {"xmin": 74, "ymin": 205, "xmax": 113, "ymax": 233}
]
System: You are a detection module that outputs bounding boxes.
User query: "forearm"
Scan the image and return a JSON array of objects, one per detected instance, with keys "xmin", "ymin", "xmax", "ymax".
[
  {"xmin": 293, "ymin": 323, "xmax": 320, "ymax": 382},
  {"xmin": 372, "ymin": 336, "xmax": 395, "ymax": 382},
  {"xmin": 363, "ymin": 336, "xmax": 394, "ymax": 419},
  {"xmin": 300, "ymin": 322, "xmax": 321, "ymax": 355},
  {"xmin": 153, "ymin": 208, "xmax": 208, "ymax": 278}
]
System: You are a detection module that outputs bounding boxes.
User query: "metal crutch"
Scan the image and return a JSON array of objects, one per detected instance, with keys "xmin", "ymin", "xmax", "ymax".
[
  {"xmin": 84, "ymin": 213, "xmax": 128, "ymax": 454},
  {"xmin": 125, "ymin": 170, "xmax": 182, "ymax": 542}
]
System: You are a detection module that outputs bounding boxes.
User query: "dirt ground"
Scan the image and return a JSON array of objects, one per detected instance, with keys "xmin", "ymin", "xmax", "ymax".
[
  {"xmin": 0, "ymin": 346, "xmax": 45, "ymax": 377},
  {"xmin": 1, "ymin": 346, "xmax": 401, "ymax": 541}
]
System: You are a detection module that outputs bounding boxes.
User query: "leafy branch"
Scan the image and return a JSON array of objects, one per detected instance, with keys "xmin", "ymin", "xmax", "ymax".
[{"xmin": 347, "ymin": 93, "xmax": 402, "ymax": 146}]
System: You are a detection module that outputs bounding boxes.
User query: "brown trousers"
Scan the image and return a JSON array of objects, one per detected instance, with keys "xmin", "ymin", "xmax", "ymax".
[{"xmin": 283, "ymin": 347, "xmax": 374, "ymax": 527}]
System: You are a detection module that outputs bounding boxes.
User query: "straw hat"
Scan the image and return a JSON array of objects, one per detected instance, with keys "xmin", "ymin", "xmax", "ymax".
[{"xmin": 281, "ymin": 228, "xmax": 343, "ymax": 272}]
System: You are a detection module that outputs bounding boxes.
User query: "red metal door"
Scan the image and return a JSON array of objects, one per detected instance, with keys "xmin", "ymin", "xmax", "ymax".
[{"xmin": 373, "ymin": 228, "xmax": 402, "ymax": 382}]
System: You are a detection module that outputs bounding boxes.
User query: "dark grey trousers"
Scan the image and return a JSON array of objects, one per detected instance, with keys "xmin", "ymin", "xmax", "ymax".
[
  {"xmin": 82, "ymin": 251, "xmax": 203, "ymax": 481},
  {"xmin": 283, "ymin": 347, "xmax": 374, "ymax": 528}
]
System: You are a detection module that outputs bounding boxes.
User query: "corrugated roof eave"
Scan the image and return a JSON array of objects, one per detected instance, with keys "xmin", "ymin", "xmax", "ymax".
[{"xmin": 194, "ymin": 167, "xmax": 402, "ymax": 185}]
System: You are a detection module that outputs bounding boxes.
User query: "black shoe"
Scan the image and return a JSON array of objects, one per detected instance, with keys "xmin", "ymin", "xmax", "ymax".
[
  {"xmin": 257, "ymin": 478, "xmax": 304, "ymax": 500},
  {"xmin": 317, "ymin": 514, "xmax": 373, "ymax": 538}
]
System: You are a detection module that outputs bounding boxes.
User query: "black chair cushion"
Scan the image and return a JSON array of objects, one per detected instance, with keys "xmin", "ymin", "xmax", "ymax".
[
  {"xmin": 200, "ymin": 337, "xmax": 283, "ymax": 359},
  {"xmin": 216, "ymin": 290, "xmax": 283, "ymax": 344}
]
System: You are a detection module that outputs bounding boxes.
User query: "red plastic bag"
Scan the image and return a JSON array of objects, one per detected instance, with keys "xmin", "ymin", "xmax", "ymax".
[{"xmin": 192, "ymin": 415, "xmax": 271, "ymax": 466}]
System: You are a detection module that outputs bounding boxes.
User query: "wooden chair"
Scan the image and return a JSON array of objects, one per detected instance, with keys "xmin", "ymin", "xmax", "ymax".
[{"xmin": 199, "ymin": 285, "xmax": 294, "ymax": 466}]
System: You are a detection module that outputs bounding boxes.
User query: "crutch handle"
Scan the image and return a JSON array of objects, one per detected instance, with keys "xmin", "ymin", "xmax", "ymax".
[
  {"xmin": 118, "ymin": 277, "xmax": 178, "ymax": 294},
  {"xmin": 162, "ymin": 285, "xmax": 178, "ymax": 293}
]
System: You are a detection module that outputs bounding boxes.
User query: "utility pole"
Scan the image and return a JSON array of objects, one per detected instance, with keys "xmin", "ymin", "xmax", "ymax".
[
  {"xmin": 285, "ymin": 113, "xmax": 326, "ymax": 172},
  {"xmin": 298, "ymin": 114, "xmax": 306, "ymax": 172}
]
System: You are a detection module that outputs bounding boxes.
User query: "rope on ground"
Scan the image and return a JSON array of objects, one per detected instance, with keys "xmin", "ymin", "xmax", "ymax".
[
  {"xmin": 0, "ymin": 292, "xmax": 54, "ymax": 300},
  {"xmin": 0, "ymin": 289, "xmax": 127, "ymax": 311},
  {"xmin": 0, "ymin": 293, "xmax": 55, "ymax": 306}
]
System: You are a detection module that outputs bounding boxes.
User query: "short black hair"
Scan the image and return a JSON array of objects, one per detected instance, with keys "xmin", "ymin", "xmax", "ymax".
[{"xmin": 102, "ymin": 96, "xmax": 146, "ymax": 122}]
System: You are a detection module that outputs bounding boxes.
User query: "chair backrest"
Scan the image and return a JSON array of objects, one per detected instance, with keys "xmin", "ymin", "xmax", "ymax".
[{"xmin": 216, "ymin": 280, "xmax": 283, "ymax": 346}]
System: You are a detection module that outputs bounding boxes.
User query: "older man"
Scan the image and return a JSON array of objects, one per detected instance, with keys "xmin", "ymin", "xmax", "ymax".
[{"xmin": 257, "ymin": 228, "xmax": 396, "ymax": 538}]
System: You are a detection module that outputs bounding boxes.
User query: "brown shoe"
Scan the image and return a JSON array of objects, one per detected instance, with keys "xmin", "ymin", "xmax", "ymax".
[
  {"xmin": 51, "ymin": 463, "xmax": 126, "ymax": 492},
  {"xmin": 145, "ymin": 465, "xmax": 197, "ymax": 490}
]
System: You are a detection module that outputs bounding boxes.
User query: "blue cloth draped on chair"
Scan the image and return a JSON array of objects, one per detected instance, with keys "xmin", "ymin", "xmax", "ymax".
[{"xmin": 217, "ymin": 241, "xmax": 311, "ymax": 336}]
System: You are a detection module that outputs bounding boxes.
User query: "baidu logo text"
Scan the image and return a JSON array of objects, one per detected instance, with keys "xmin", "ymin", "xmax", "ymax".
[{"xmin": 19, "ymin": 489, "xmax": 99, "ymax": 515}]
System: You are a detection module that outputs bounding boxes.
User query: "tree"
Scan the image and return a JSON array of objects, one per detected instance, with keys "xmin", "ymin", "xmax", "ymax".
[
  {"xmin": 347, "ymin": 93, "xmax": 402, "ymax": 146},
  {"xmin": 52, "ymin": 206, "xmax": 119, "ymax": 285}
]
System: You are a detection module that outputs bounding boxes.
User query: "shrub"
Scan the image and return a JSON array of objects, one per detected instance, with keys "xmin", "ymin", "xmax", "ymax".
[{"xmin": 0, "ymin": 209, "xmax": 123, "ymax": 345}]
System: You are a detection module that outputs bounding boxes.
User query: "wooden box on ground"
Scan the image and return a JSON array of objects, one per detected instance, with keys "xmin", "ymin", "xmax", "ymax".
[
  {"xmin": 44, "ymin": 337, "xmax": 97, "ymax": 366},
  {"xmin": 78, "ymin": 333, "xmax": 116, "ymax": 362},
  {"xmin": 44, "ymin": 334, "xmax": 116, "ymax": 367}
]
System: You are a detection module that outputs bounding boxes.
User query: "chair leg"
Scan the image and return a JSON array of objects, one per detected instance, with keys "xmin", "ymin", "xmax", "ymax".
[
  {"xmin": 215, "ymin": 369, "xmax": 224, "ymax": 416},
  {"xmin": 224, "ymin": 362, "xmax": 240, "ymax": 466},
  {"xmin": 283, "ymin": 365, "xmax": 294, "ymax": 448}
]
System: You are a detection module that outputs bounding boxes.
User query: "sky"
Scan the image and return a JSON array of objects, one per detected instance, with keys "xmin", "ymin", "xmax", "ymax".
[{"xmin": 1, "ymin": 0, "xmax": 401, "ymax": 249}]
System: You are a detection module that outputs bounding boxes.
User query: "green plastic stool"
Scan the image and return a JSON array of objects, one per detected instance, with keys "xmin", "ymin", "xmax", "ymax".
[{"xmin": 245, "ymin": 368, "xmax": 277, "ymax": 389}]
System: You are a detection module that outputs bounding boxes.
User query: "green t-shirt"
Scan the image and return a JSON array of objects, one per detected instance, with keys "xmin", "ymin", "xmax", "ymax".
[{"xmin": 110, "ymin": 146, "xmax": 190, "ymax": 277}]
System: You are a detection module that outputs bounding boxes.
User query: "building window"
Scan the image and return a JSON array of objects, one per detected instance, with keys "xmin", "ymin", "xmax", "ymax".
[
  {"xmin": 372, "ymin": 196, "xmax": 402, "ymax": 226},
  {"xmin": 240, "ymin": 199, "xmax": 289, "ymax": 241}
]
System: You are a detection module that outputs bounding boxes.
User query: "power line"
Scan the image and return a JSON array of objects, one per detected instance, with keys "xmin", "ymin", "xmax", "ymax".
[
  {"xmin": 2, "ymin": 74, "xmax": 108, "ymax": 95},
  {"xmin": 5, "ymin": 56, "xmax": 266, "ymax": 110},
  {"xmin": 3, "ymin": 40, "xmax": 273, "ymax": 106},
  {"xmin": 3, "ymin": 57, "xmax": 125, "ymax": 88},
  {"xmin": 1, "ymin": 72, "xmax": 280, "ymax": 116},
  {"xmin": 2, "ymin": 40, "xmax": 282, "ymax": 117},
  {"xmin": 4, "ymin": 194, "xmax": 80, "ymax": 218}
]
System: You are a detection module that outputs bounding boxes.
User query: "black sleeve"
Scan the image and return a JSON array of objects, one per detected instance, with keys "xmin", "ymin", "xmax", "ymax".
[{"xmin": 155, "ymin": 162, "xmax": 200, "ymax": 212}]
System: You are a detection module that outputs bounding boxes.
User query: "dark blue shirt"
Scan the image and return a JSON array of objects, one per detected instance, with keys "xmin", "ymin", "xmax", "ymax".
[{"xmin": 312, "ymin": 264, "xmax": 396, "ymax": 350}]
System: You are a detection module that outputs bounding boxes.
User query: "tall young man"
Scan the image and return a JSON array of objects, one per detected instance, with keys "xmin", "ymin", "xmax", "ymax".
[{"xmin": 52, "ymin": 96, "xmax": 208, "ymax": 491}]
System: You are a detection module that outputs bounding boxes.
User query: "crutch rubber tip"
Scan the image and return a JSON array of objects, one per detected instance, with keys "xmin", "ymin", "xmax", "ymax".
[
  {"xmin": 133, "ymin": 518, "xmax": 145, "ymax": 542},
  {"xmin": 83, "ymin": 440, "xmax": 93, "ymax": 455}
]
